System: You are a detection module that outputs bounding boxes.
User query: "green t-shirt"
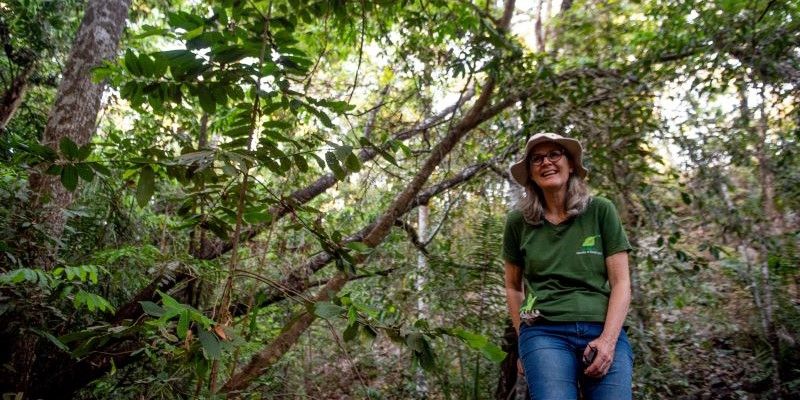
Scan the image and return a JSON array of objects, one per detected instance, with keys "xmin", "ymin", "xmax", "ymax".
[{"xmin": 502, "ymin": 196, "xmax": 632, "ymax": 322}]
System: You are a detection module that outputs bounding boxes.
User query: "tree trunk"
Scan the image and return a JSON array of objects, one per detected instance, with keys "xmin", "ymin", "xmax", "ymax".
[
  {"xmin": 27, "ymin": 0, "xmax": 133, "ymax": 270},
  {"xmin": 739, "ymin": 78, "xmax": 783, "ymax": 398},
  {"xmin": 1, "ymin": 0, "xmax": 133, "ymax": 397},
  {"xmin": 755, "ymin": 85, "xmax": 783, "ymax": 397},
  {"xmin": 0, "ymin": 63, "xmax": 35, "ymax": 131},
  {"xmin": 415, "ymin": 204, "xmax": 430, "ymax": 397},
  {"xmin": 495, "ymin": 321, "xmax": 527, "ymax": 400}
]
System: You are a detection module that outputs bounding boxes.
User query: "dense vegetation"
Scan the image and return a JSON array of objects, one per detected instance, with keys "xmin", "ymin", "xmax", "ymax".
[{"xmin": 0, "ymin": 0, "xmax": 798, "ymax": 398}]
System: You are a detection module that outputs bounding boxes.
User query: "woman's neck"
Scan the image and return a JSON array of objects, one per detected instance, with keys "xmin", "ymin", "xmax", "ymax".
[{"xmin": 542, "ymin": 189, "xmax": 568, "ymax": 222}]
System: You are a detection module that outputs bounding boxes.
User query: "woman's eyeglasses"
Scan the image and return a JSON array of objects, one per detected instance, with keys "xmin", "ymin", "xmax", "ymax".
[{"xmin": 530, "ymin": 149, "xmax": 565, "ymax": 166}]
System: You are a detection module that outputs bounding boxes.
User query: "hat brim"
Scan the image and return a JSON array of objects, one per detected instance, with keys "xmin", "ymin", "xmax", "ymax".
[{"xmin": 509, "ymin": 136, "xmax": 587, "ymax": 187}]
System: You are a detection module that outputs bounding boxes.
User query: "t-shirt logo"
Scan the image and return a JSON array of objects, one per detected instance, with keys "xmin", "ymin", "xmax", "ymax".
[{"xmin": 576, "ymin": 235, "xmax": 603, "ymax": 256}]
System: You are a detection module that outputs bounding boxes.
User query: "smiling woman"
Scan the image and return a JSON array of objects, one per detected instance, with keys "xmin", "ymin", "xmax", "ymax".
[{"xmin": 503, "ymin": 132, "xmax": 634, "ymax": 400}]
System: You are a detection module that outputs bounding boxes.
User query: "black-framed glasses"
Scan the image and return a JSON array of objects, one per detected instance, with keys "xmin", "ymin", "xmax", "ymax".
[{"xmin": 530, "ymin": 149, "xmax": 565, "ymax": 166}]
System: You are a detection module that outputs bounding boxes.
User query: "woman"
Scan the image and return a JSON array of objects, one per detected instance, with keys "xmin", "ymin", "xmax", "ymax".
[{"xmin": 503, "ymin": 132, "xmax": 633, "ymax": 400}]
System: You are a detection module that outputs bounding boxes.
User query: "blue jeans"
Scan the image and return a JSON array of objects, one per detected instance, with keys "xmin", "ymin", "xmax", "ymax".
[{"xmin": 518, "ymin": 322, "xmax": 633, "ymax": 400}]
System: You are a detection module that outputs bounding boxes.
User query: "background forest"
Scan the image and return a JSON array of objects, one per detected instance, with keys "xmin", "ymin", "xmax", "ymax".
[{"xmin": 0, "ymin": 0, "xmax": 798, "ymax": 399}]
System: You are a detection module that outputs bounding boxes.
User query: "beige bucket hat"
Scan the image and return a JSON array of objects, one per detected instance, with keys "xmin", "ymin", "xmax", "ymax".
[{"xmin": 509, "ymin": 132, "xmax": 588, "ymax": 186}]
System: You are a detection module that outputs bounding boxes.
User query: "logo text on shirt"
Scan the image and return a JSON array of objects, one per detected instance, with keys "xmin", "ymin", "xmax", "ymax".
[{"xmin": 576, "ymin": 235, "xmax": 603, "ymax": 255}]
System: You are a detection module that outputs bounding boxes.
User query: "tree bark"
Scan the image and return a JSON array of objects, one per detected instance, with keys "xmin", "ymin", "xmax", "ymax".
[
  {"xmin": 1, "ymin": 0, "xmax": 133, "ymax": 397},
  {"xmin": 755, "ymin": 86, "xmax": 783, "ymax": 397},
  {"xmin": 27, "ymin": 0, "xmax": 133, "ymax": 270},
  {"xmin": 738, "ymin": 77, "xmax": 783, "ymax": 398},
  {"xmin": 0, "ymin": 63, "xmax": 34, "ymax": 131},
  {"xmin": 415, "ymin": 204, "xmax": 430, "ymax": 396}
]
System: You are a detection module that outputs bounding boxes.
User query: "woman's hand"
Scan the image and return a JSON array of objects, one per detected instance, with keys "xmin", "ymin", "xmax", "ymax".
[
  {"xmin": 517, "ymin": 358, "xmax": 525, "ymax": 376},
  {"xmin": 583, "ymin": 336, "xmax": 616, "ymax": 378}
]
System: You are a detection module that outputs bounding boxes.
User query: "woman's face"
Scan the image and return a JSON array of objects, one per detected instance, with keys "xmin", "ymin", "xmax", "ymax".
[{"xmin": 528, "ymin": 142, "xmax": 573, "ymax": 193}]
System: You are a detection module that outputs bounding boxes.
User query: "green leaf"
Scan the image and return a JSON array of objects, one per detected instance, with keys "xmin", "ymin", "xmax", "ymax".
[
  {"xmin": 262, "ymin": 120, "xmax": 293, "ymax": 130},
  {"xmin": 31, "ymin": 328, "xmax": 70, "ymax": 352},
  {"xmin": 157, "ymin": 290, "xmax": 182, "ymax": 311},
  {"xmin": 406, "ymin": 332, "xmax": 423, "ymax": 352},
  {"xmin": 243, "ymin": 211, "xmax": 272, "ymax": 224},
  {"xmin": 198, "ymin": 330, "xmax": 221, "ymax": 359},
  {"xmin": 359, "ymin": 137, "xmax": 398, "ymax": 167},
  {"xmin": 184, "ymin": 25, "xmax": 204, "ymax": 40},
  {"xmin": 74, "ymin": 290, "xmax": 115, "ymax": 313},
  {"xmin": 60, "ymin": 137, "xmax": 79, "ymax": 160},
  {"xmin": 681, "ymin": 192, "xmax": 692, "ymax": 205},
  {"xmin": 310, "ymin": 153, "xmax": 325, "ymax": 169},
  {"xmin": 138, "ymin": 54, "xmax": 155, "ymax": 77},
  {"xmin": 198, "ymin": 88, "xmax": 216, "ymax": 114},
  {"xmin": 408, "ymin": 334, "xmax": 436, "ymax": 371},
  {"xmin": 76, "ymin": 163, "xmax": 94, "ymax": 182},
  {"xmin": 61, "ymin": 165, "xmax": 79, "ymax": 192},
  {"xmin": 314, "ymin": 302, "xmax": 344, "ymax": 319},
  {"xmin": 347, "ymin": 306, "xmax": 358, "ymax": 325},
  {"xmin": 140, "ymin": 301, "xmax": 165, "ymax": 317},
  {"xmin": 211, "ymin": 45, "xmax": 249, "ymax": 64},
  {"xmin": 76, "ymin": 144, "xmax": 92, "ymax": 161},
  {"xmin": 124, "ymin": 50, "xmax": 142, "ymax": 76},
  {"xmin": 293, "ymin": 154, "xmax": 308, "ymax": 172},
  {"xmin": 177, "ymin": 310, "xmax": 189, "ymax": 340},
  {"xmin": 344, "ymin": 152, "xmax": 361, "ymax": 172},
  {"xmin": 89, "ymin": 162, "xmax": 111, "ymax": 176},
  {"xmin": 224, "ymin": 125, "xmax": 252, "ymax": 138},
  {"xmin": 451, "ymin": 328, "xmax": 507, "ymax": 363},
  {"xmin": 334, "ymin": 145, "xmax": 352, "ymax": 161},
  {"xmin": 343, "ymin": 323, "xmax": 358, "ymax": 342},
  {"xmin": 453, "ymin": 329, "xmax": 486, "ymax": 348},
  {"xmin": 119, "ymin": 82, "xmax": 138, "ymax": 101},
  {"xmin": 153, "ymin": 57, "xmax": 168, "ymax": 80},
  {"xmin": 45, "ymin": 164, "xmax": 62, "ymax": 176},
  {"xmin": 167, "ymin": 11, "xmax": 203, "ymax": 31},
  {"xmin": 325, "ymin": 151, "xmax": 345, "ymax": 180},
  {"xmin": 361, "ymin": 324, "xmax": 378, "ymax": 342},
  {"xmin": 320, "ymin": 99, "xmax": 355, "ymax": 113},
  {"xmin": 480, "ymin": 343, "xmax": 507, "ymax": 363},
  {"xmin": 345, "ymin": 242, "xmax": 370, "ymax": 253},
  {"xmin": 305, "ymin": 104, "xmax": 333, "ymax": 128},
  {"xmin": 136, "ymin": 166, "xmax": 155, "ymax": 207}
]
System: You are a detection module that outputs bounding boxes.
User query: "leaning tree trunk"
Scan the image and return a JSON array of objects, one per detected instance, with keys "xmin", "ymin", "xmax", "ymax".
[
  {"xmin": 221, "ymin": 67, "xmax": 499, "ymax": 394},
  {"xmin": 27, "ymin": 0, "xmax": 133, "ymax": 271},
  {"xmin": 0, "ymin": 63, "xmax": 35, "ymax": 131},
  {"xmin": 2, "ymin": 1, "xmax": 133, "ymax": 397}
]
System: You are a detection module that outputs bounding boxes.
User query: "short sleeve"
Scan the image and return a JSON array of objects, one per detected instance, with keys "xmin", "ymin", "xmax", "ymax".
[
  {"xmin": 502, "ymin": 211, "xmax": 524, "ymax": 266},
  {"xmin": 596, "ymin": 197, "xmax": 633, "ymax": 256}
]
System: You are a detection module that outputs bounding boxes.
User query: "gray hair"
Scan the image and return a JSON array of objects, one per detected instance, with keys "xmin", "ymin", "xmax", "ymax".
[{"xmin": 516, "ymin": 173, "xmax": 591, "ymax": 226}]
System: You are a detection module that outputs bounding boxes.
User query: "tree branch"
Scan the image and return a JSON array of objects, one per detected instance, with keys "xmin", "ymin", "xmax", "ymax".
[
  {"xmin": 230, "ymin": 150, "xmax": 512, "ymax": 314},
  {"xmin": 221, "ymin": 71, "xmax": 499, "ymax": 395},
  {"xmin": 195, "ymin": 88, "xmax": 476, "ymax": 260}
]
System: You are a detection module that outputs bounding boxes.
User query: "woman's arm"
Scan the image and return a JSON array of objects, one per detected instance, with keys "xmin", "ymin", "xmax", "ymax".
[
  {"xmin": 504, "ymin": 260, "xmax": 525, "ymax": 335},
  {"xmin": 584, "ymin": 251, "xmax": 631, "ymax": 378}
]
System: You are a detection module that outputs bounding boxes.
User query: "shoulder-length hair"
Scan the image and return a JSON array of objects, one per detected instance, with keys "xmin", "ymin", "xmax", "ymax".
[{"xmin": 515, "ymin": 153, "xmax": 591, "ymax": 225}]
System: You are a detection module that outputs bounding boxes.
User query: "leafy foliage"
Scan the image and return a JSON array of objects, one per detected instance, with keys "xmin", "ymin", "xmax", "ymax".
[{"xmin": 0, "ymin": 0, "xmax": 798, "ymax": 399}]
